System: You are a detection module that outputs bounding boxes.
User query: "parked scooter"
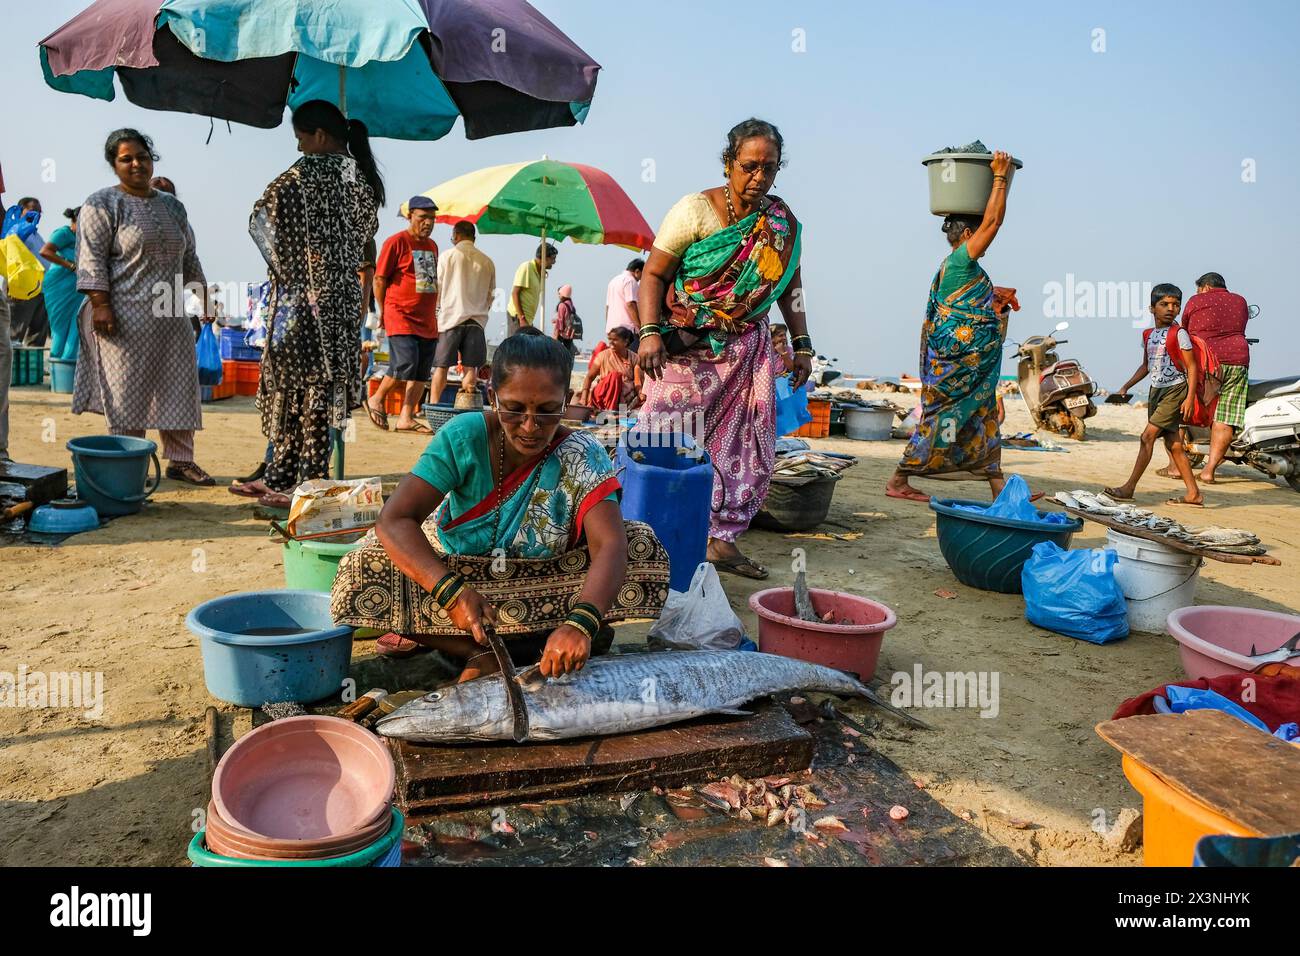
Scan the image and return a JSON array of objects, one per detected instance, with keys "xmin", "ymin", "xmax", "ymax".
[
  {"xmin": 1181, "ymin": 335, "xmax": 1300, "ymax": 491},
  {"xmin": 1012, "ymin": 321, "xmax": 1098, "ymax": 440}
]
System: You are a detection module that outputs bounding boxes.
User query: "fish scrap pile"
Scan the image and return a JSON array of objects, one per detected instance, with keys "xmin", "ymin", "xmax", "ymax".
[
  {"xmin": 1053, "ymin": 491, "xmax": 1267, "ymax": 555},
  {"xmin": 674, "ymin": 772, "xmax": 843, "ymax": 830}
]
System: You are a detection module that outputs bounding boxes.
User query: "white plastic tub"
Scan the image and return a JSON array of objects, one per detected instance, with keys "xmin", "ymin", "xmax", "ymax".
[
  {"xmin": 1106, "ymin": 529, "xmax": 1202, "ymax": 634},
  {"xmin": 844, "ymin": 406, "xmax": 894, "ymax": 441},
  {"xmin": 922, "ymin": 152, "xmax": 1023, "ymax": 216}
]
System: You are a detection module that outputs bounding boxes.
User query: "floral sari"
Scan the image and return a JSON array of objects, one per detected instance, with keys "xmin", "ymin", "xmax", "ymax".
[
  {"xmin": 898, "ymin": 246, "xmax": 1009, "ymax": 476},
  {"xmin": 655, "ymin": 197, "xmax": 802, "ymax": 356}
]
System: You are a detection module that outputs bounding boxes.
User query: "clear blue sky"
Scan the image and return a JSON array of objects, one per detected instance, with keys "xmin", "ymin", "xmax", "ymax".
[{"xmin": 4, "ymin": 0, "xmax": 1297, "ymax": 384}]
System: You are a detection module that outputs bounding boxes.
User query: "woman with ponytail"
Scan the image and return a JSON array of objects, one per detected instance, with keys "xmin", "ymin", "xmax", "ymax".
[{"xmin": 235, "ymin": 100, "xmax": 382, "ymax": 506}]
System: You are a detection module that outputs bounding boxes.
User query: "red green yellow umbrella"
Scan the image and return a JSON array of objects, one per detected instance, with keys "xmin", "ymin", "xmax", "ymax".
[{"xmin": 408, "ymin": 158, "xmax": 654, "ymax": 250}]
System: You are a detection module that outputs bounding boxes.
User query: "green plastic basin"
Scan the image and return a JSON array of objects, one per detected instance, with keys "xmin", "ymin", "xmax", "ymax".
[{"xmin": 282, "ymin": 536, "xmax": 365, "ymax": 592}]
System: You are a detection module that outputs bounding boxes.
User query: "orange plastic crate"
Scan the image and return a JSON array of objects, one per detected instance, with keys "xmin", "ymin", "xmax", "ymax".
[
  {"xmin": 792, "ymin": 398, "xmax": 832, "ymax": 438},
  {"xmin": 222, "ymin": 359, "xmax": 260, "ymax": 395},
  {"xmin": 203, "ymin": 380, "xmax": 236, "ymax": 401},
  {"xmin": 367, "ymin": 378, "xmax": 407, "ymax": 416}
]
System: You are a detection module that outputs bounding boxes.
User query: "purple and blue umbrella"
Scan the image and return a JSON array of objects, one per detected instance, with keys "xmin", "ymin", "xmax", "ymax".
[{"xmin": 39, "ymin": 0, "xmax": 601, "ymax": 140}]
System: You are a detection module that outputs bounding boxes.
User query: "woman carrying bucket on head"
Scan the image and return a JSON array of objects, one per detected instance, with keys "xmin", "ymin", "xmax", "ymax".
[
  {"xmin": 885, "ymin": 149, "xmax": 1031, "ymax": 505},
  {"xmin": 331, "ymin": 331, "xmax": 669, "ymax": 675},
  {"xmin": 636, "ymin": 118, "xmax": 813, "ymax": 581},
  {"xmin": 72, "ymin": 128, "xmax": 216, "ymax": 486}
]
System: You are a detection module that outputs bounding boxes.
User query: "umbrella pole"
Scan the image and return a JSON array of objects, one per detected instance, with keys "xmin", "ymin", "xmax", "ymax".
[
  {"xmin": 338, "ymin": 64, "xmax": 347, "ymax": 116},
  {"xmin": 538, "ymin": 225, "xmax": 547, "ymax": 335}
]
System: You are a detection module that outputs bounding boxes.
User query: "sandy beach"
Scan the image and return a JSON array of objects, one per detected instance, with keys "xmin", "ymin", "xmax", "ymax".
[{"xmin": 2, "ymin": 384, "xmax": 1296, "ymax": 867}]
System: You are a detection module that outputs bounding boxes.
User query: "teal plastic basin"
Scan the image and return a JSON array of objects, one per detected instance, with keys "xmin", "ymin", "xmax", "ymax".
[
  {"xmin": 930, "ymin": 497, "xmax": 1082, "ymax": 593},
  {"xmin": 188, "ymin": 808, "xmax": 404, "ymax": 867}
]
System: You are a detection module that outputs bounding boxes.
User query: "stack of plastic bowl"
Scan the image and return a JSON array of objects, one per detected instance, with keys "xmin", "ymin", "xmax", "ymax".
[{"xmin": 190, "ymin": 715, "xmax": 402, "ymax": 867}]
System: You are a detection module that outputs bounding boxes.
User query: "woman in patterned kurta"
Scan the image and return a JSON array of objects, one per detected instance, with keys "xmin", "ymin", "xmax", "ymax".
[
  {"xmin": 236, "ymin": 101, "xmax": 381, "ymax": 507},
  {"xmin": 73, "ymin": 129, "xmax": 215, "ymax": 485},
  {"xmin": 636, "ymin": 120, "xmax": 812, "ymax": 580},
  {"xmin": 332, "ymin": 332, "xmax": 669, "ymax": 679},
  {"xmin": 886, "ymin": 150, "xmax": 1020, "ymax": 504}
]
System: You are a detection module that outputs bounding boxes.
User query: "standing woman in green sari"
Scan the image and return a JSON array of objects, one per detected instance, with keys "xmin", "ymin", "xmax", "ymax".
[
  {"xmin": 637, "ymin": 119, "xmax": 813, "ymax": 580},
  {"xmin": 886, "ymin": 150, "xmax": 1022, "ymax": 503},
  {"xmin": 39, "ymin": 208, "xmax": 83, "ymax": 363}
]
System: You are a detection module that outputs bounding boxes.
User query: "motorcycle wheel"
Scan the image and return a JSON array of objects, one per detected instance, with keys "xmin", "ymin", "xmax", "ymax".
[{"xmin": 1069, "ymin": 417, "xmax": 1087, "ymax": 441}]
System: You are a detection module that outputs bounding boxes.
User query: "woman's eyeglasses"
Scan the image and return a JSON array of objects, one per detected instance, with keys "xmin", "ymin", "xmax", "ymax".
[
  {"xmin": 737, "ymin": 160, "xmax": 781, "ymax": 177},
  {"xmin": 494, "ymin": 405, "xmax": 566, "ymax": 425}
]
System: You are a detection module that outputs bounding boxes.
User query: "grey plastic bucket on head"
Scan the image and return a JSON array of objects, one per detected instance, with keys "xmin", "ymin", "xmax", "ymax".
[
  {"xmin": 922, "ymin": 152, "xmax": 1023, "ymax": 216},
  {"xmin": 66, "ymin": 435, "xmax": 162, "ymax": 517}
]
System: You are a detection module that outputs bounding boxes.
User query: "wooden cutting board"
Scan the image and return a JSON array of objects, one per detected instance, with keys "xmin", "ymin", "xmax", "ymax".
[
  {"xmin": 391, "ymin": 704, "xmax": 814, "ymax": 818},
  {"xmin": 1096, "ymin": 710, "xmax": 1300, "ymax": 835}
]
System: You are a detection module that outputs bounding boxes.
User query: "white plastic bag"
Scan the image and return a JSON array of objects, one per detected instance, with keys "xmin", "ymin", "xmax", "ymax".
[{"xmin": 647, "ymin": 562, "xmax": 746, "ymax": 650}]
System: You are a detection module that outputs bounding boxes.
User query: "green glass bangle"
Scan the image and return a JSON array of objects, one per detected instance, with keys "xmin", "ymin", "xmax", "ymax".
[{"xmin": 563, "ymin": 615, "xmax": 598, "ymax": 640}]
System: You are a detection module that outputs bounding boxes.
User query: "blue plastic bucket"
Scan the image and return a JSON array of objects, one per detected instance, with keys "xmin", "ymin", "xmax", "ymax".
[
  {"xmin": 186, "ymin": 590, "xmax": 353, "ymax": 707},
  {"xmin": 617, "ymin": 432, "xmax": 712, "ymax": 592},
  {"xmin": 66, "ymin": 435, "xmax": 161, "ymax": 517},
  {"xmin": 50, "ymin": 359, "xmax": 76, "ymax": 394},
  {"xmin": 1194, "ymin": 833, "xmax": 1300, "ymax": 867}
]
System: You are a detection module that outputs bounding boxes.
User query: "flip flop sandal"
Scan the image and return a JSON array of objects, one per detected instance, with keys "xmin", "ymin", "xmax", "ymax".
[
  {"xmin": 364, "ymin": 403, "xmax": 389, "ymax": 431},
  {"xmin": 393, "ymin": 421, "xmax": 433, "ymax": 434},
  {"xmin": 710, "ymin": 555, "xmax": 769, "ymax": 580},
  {"xmin": 257, "ymin": 491, "xmax": 293, "ymax": 509},
  {"xmin": 1101, "ymin": 486, "xmax": 1134, "ymax": 501},
  {"xmin": 885, "ymin": 488, "xmax": 932, "ymax": 503},
  {"xmin": 374, "ymin": 632, "xmax": 430, "ymax": 658},
  {"xmin": 1166, "ymin": 497, "xmax": 1204, "ymax": 507},
  {"xmin": 1028, "ymin": 492, "xmax": 1046, "ymax": 502},
  {"xmin": 166, "ymin": 462, "xmax": 216, "ymax": 486},
  {"xmin": 228, "ymin": 481, "xmax": 265, "ymax": 498}
]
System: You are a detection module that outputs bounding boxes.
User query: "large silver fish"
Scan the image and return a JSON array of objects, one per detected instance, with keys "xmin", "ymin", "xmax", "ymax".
[{"xmin": 376, "ymin": 650, "xmax": 876, "ymax": 743}]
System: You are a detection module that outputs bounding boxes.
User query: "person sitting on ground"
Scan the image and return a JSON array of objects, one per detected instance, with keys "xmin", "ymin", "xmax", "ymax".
[
  {"xmin": 1104, "ymin": 283, "xmax": 1202, "ymax": 506},
  {"xmin": 367, "ymin": 196, "xmax": 440, "ymax": 434},
  {"xmin": 331, "ymin": 330, "xmax": 669, "ymax": 676},
  {"xmin": 430, "ymin": 220, "xmax": 494, "ymax": 405},
  {"xmin": 580, "ymin": 326, "xmax": 643, "ymax": 412}
]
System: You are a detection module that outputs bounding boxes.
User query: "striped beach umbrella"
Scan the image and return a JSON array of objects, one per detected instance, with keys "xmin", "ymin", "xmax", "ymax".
[{"xmin": 411, "ymin": 158, "xmax": 655, "ymax": 330}]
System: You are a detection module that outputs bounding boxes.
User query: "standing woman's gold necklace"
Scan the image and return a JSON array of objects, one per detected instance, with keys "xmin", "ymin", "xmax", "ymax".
[{"xmin": 724, "ymin": 181, "xmax": 738, "ymax": 225}]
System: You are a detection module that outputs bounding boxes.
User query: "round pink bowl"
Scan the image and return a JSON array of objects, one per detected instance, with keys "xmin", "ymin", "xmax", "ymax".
[
  {"xmin": 1166, "ymin": 605, "xmax": 1300, "ymax": 680},
  {"xmin": 212, "ymin": 715, "xmax": 395, "ymax": 841},
  {"xmin": 749, "ymin": 588, "xmax": 897, "ymax": 680}
]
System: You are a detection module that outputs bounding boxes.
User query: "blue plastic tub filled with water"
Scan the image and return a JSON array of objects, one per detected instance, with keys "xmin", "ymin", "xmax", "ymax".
[
  {"xmin": 930, "ymin": 477, "xmax": 1082, "ymax": 593},
  {"xmin": 187, "ymin": 590, "xmax": 353, "ymax": 706},
  {"xmin": 616, "ymin": 431, "xmax": 712, "ymax": 592}
]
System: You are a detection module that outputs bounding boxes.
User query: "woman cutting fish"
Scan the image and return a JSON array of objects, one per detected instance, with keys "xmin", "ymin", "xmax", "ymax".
[{"xmin": 332, "ymin": 330, "xmax": 669, "ymax": 680}]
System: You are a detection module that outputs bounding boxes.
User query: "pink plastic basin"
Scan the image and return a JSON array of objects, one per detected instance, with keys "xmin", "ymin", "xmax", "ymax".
[
  {"xmin": 212, "ymin": 715, "xmax": 395, "ymax": 841},
  {"xmin": 1166, "ymin": 605, "xmax": 1300, "ymax": 680},
  {"xmin": 749, "ymin": 588, "xmax": 897, "ymax": 680}
]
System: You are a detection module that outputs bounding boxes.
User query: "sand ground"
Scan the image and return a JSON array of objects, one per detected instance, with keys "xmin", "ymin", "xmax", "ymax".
[{"xmin": 1, "ymin": 385, "xmax": 1296, "ymax": 866}]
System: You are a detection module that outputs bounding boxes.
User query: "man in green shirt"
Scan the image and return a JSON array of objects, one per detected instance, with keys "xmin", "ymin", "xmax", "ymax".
[{"xmin": 506, "ymin": 242, "xmax": 557, "ymax": 335}]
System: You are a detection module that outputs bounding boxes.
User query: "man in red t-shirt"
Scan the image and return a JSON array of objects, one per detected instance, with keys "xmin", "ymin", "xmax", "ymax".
[
  {"xmin": 368, "ymin": 196, "xmax": 440, "ymax": 432},
  {"xmin": 1167, "ymin": 272, "xmax": 1251, "ymax": 483}
]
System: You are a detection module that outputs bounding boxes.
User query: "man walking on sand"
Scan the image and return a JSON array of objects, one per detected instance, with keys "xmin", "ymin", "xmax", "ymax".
[
  {"xmin": 506, "ymin": 242, "xmax": 556, "ymax": 336},
  {"xmin": 369, "ymin": 196, "xmax": 440, "ymax": 433},
  {"xmin": 431, "ymin": 220, "xmax": 494, "ymax": 403},
  {"xmin": 1156, "ymin": 272, "xmax": 1251, "ymax": 484}
]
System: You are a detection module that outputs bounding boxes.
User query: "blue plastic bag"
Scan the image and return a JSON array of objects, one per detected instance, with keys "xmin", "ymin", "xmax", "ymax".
[
  {"xmin": 1022, "ymin": 541, "xmax": 1129, "ymax": 643},
  {"xmin": 196, "ymin": 322, "xmax": 224, "ymax": 386},
  {"xmin": 954, "ymin": 474, "xmax": 1070, "ymax": 524},
  {"xmin": 775, "ymin": 375, "xmax": 812, "ymax": 437}
]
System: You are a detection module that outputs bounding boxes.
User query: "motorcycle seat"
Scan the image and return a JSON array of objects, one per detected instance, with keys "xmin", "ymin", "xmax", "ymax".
[
  {"xmin": 1039, "ymin": 360, "xmax": 1081, "ymax": 381},
  {"xmin": 1247, "ymin": 377, "xmax": 1300, "ymax": 404}
]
